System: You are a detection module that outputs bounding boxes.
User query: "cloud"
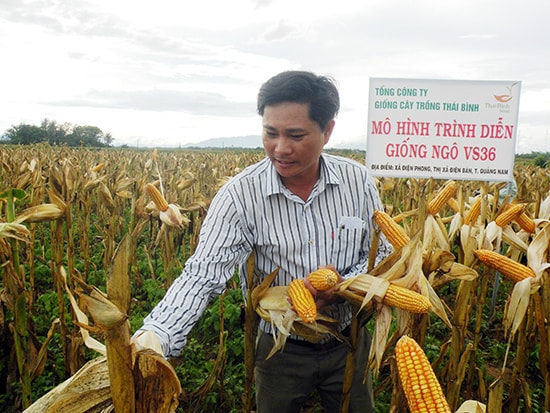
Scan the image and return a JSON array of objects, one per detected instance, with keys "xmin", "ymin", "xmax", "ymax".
[
  {"xmin": 259, "ymin": 20, "xmax": 296, "ymax": 42},
  {"xmin": 252, "ymin": 0, "xmax": 274, "ymax": 9},
  {"xmin": 47, "ymin": 89, "xmax": 255, "ymax": 115},
  {"xmin": 1, "ymin": 0, "xmax": 549, "ymax": 151}
]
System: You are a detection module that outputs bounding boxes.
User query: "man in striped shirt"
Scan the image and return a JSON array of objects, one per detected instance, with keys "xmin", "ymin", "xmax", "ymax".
[{"xmin": 136, "ymin": 70, "xmax": 392, "ymax": 412}]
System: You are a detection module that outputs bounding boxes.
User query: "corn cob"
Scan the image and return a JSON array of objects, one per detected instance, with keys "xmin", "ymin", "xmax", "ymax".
[
  {"xmin": 373, "ymin": 210, "xmax": 410, "ymax": 249},
  {"xmin": 463, "ymin": 196, "xmax": 482, "ymax": 225},
  {"xmin": 14, "ymin": 203, "xmax": 65, "ymax": 223},
  {"xmin": 395, "ymin": 335, "xmax": 452, "ymax": 413},
  {"xmin": 340, "ymin": 274, "xmax": 432, "ymax": 314},
  {"xmin": 145, "ymin": 183, "xmax": 169, "ymax": 212},
  {"xmin": 383, "ymin": 284, "xmax": 432, "ymax": 314},
  {"xmin": 446, "ymin": 197, "xmax": 460, "ymax": 213},
  {"xmin": 307, "ymin": 268, "xmax": 339, "ymax": 291},
  {"xmin": 494, "ymin": 203, "xmax": 526, "ymax": 227},
  {"xmin": 514, "ymin": 211, "xmax": 536, "ymax": 233},
  {"xmin": 90, "ymin": 162, "xmax": 105, "ymax": 172},
  {"xmin": 288, "ymin": 279, "xmax": 317, "ymax": 323},
  {"xmin": 427, "ymin": 181, "xmax": 458, "ymax": 215},
  {"xmin": 474, "ymin": 249, "xmax": 535, "ymax": 282}
]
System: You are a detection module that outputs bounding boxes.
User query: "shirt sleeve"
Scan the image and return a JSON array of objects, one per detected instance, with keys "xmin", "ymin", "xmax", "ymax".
[{"xmin": 136, "ymin": 184, "xmax": 251, "ymax": 357}]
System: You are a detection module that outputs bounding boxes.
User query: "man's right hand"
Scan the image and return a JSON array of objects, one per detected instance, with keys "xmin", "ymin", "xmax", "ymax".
[{"xmin": 132, "ymin": 330, "xmax": 164, "ymax": 355}]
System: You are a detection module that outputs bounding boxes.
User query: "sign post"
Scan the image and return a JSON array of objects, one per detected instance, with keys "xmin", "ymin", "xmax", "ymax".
[{"xmin": 366, "ymin": 78, "xmax": 521, "ymax": 182}]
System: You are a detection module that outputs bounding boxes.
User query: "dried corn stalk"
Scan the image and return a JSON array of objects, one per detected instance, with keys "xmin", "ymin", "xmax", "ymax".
[
  {"xmin": 25, "ymin": 236, "xmax": 181, "ymax": 413},
  {"xmin": 336, "ymin": 240, "xmax": 452, "ymax": 374}
]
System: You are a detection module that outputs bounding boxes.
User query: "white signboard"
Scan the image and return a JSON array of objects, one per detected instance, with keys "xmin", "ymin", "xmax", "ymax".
[{"xmin": 366, "ymin": 78, "xmax": 521, "ymax": 181}]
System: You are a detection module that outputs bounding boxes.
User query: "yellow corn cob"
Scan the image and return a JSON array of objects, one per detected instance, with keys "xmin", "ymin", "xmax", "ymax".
[
  {"xmin": 494, "ymin": 203, "xmax": 526, "ymax": 227},
  {"xmin": 446, "ymin": 197, "xmax": 460, "ymax": 213},
  {"xmin": 145, "ymin": 183, "xmax": 169, "ymax": 212},
  {"xmin": 341, "ymin": 274, "xmax": 432, "ymax": 314},
  {"xmin": 307, "ymin": 268, "xmax": 339, "ymax": 291},
  {"xmin": 514, "ymin": 211, "xmax": 536, "ymax": 233},
  {"xmin": 463, "ymin": 196, "xmax": 482, "ymax": 225},
  {"xmin": 90, "ymin": 162, "xmax": 105, "ymax": 172},
  {"xmin": 395, "ymin": 335, "xmax": 452, "ymax": 413},
  {"xmin": 383, "ymin": 284, "xmax": 432, "ymax": 314},
  {"xmin": 373, "ymin": 210, "xmax": 410, "ymax": 249},
  {"xmin": 427, "ymin": 181, "xmax": 458, "ymax": 215},
  {"xmin": 288, "ymin": 279, "xmax": 317, "ymax": 323},
  {"xmin": 474, "ymin": 249, "xmax": 535, "ymax": 283}
]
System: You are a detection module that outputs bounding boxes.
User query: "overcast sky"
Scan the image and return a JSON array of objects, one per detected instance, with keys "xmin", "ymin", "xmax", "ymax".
[{"xmin": 1, "ymin": 0, "xmax": 549, "ymax": 153}]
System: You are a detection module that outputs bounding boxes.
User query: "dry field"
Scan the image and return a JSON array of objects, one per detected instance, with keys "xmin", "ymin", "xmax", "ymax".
[{"xmin": 1, "ymin": 144, "xmax": 550, "ymax": 412}]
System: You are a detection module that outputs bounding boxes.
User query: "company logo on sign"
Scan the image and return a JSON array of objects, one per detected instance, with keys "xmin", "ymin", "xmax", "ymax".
[
  {"xmin": 493, "ymin": 82, "xmax": 519, "ymax": 103},
  {"xmin": 488, "ymin": 82, "xmax": 519, "ymax": 113}
]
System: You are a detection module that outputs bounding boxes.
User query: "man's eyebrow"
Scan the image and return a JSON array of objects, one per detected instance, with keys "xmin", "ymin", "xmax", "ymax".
[{"xmin": 262, "ymin": 125, "xmax": 307, "ymax": 134}]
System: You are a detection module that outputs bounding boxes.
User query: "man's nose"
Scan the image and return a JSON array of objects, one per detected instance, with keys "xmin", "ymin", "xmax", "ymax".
[{"xmin": 274, "ymin": 136, "xmax": 292, "ymax": 154}]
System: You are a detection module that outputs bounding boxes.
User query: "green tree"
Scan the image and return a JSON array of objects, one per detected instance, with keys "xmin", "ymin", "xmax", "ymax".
[
  {"xmin": 40, "ymin": 119, "xmax": 70, "ymax": 145},
  {"xmin": 67, "ymin": 125, "xmax": 107, "ymax": 147},
  {"xmin": 102, "ymin": 132, "xmax": 114, "ymax": 147},
  {"xmin": 2, "ymin": 124, "xmax": 44, "ymax": 144},
  {"xmin": 534, "ymin": 155, "xmax": 548, "ymax": 168},
  {"xmin": 1, "ymin": 120, "xmax": 114, "ymax": 147}
]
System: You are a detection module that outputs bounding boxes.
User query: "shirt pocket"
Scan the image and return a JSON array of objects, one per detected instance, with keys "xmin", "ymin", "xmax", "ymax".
[{"xmin": 331, "ymin": 216, "xmax": 365, "ymax": 272}]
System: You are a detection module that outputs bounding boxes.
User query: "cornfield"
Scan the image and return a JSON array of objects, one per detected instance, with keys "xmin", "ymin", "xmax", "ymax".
[{"xmin": 0, "ymin": 144, "xmax": 549, "ymax": 412}]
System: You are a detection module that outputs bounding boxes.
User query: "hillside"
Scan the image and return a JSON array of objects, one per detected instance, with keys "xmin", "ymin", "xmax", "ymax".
[{"xmin": 182, "ymin": 135, "xmax": 366, "ymax": 150}]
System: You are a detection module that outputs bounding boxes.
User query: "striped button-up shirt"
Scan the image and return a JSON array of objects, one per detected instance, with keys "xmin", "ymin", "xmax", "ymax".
[{"xmin": 140, "ymin": 153, "xmax": 392, "ymax": 357}]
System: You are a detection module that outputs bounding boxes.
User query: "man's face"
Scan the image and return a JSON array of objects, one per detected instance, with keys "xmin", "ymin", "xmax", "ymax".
[{"xmin": 262, "ymin": 102, "xmax": 334, "ymax": 185}]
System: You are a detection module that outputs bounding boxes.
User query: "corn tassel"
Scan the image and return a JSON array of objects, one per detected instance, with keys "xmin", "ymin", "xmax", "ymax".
[
  {"xmin": 373, "ymin": 210, "xmax": 410, "ymax": 249},
  {"xmin": 463, "ymin": 196, "xmax": 482, "ymax": 225},
  {"xmin": 495, "ymin": 203, "xmax": 526, "ymax": 227},
  {"xmin": 288, "ymin": 279, "xmax": 316, "ymax": 323},
  {"xmin": 307, "ymin": 268, "xmax": 339, "ymax": 291},
  {"xmin": 474, "ymin": 249, "xmax": 535, "ymax": 282},
  {"xmin": 145, "ymin": 183, "xmax": 169, "ymax": 212},
  {"xmin": 395, "ymin": 335, "xmax": 452, "ymax": 413},
  {"xmin": 427, "ymin": 181, "xmax": 458, "ymax": 215}
]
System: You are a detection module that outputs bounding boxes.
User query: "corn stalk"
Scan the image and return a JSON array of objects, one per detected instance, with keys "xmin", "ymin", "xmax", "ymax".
[
  {"xmin": 2, "ymin": 188, "xmax": 31, "ymax": 408},
  {"xmin": 243, "ymin": 252, "xmax": 259, "ymax": 413}
]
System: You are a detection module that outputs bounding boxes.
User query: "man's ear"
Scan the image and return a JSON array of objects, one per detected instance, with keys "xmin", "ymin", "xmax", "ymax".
[{"xmin": 323, "ymin": 119, "xmax": 335, "ymax": 145}]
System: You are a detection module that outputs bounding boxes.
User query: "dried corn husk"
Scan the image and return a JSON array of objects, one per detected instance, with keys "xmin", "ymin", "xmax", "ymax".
[
  {"xmin": 455, "ymin": 400, "xmax": 487, "ymax": 412},
  {"xmin": 24, "ymin": 356, "xmax": 112, "ymax": 413},
  {"xmin": 251, "ymin": 268, "xmax": 341, "ymax": 358},
  {"xmin": 0, "ymin": 222, "xmax": 31, "ymax": 242},
  {"xmin": 26, "ymin": 236, "xmax": 181, "ymax": 412},
  {"xmin": 14, "ymin": 203, "xmax": 65, "ymax": 223}
]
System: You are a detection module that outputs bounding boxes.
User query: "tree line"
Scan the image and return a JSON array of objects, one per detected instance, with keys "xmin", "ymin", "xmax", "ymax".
[{"xmin": 1, "ymin": 119, "xmax": 113, "ymax": 147}]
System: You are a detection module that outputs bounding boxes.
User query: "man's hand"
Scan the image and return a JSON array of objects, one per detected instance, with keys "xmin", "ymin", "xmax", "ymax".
[
  {"xmin": 132, "ymin": 330, "xmax": 164, "ymax": 355},
  {"xmin": 303, "ymin": 265, "xmax": 344, "ymax": 310}
]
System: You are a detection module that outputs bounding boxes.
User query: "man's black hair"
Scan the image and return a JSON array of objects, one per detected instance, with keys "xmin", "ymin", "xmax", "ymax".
[{"xmin": 257, "ymin": 70, "xmax": 340, "ymax": 130}]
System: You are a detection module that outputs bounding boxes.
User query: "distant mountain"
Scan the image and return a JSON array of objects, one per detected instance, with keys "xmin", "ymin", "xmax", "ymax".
[
  {"xmin": 330, "ymin": 138, "xmax": 367, "ymax": 151},
  {"xmin": 182, "ymin": 134, "xmax": 366, "ymax": 150},
  {"xmin": 183, "ymin": 135, "xmax": 262, "ymax": 148}
]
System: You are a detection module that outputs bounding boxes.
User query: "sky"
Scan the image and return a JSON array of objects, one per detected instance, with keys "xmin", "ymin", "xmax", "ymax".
[{"xmin": 1, "ymin": 0, "xmax": 549, "ymax": 153}]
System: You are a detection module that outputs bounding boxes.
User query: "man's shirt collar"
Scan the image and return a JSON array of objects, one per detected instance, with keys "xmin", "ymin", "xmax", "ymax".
[{"xmin": 265, "ymin": 153, "xmax": 341, "ymax": 198}]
